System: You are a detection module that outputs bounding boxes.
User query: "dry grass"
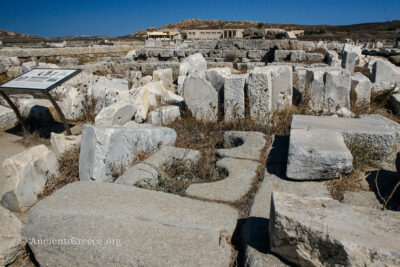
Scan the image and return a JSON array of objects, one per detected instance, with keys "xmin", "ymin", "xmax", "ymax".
[
  {"xmin": 18, "ymin": 130, "xmax": 50, "ymax": 148},
  {"xmin": 38, "ymin": 146, "xmax": 80, "ymax": 199},
  {"xmin": 369, "ymin": 89, "xmax": 400, "ymax": 122},
  {"xmin": 140, "ymin": 152, "xmax": 227, "ymax": 195},
  {"xmin": 109, "ymin": 150, "xmax": 154, "ymax": 181},
  {"xmin": 327, "ymin": 136, "xmax": 386, "ymax": 200},
  {"xmin": 78, "ymin": 91, "xmax": 99, "ymax": 124},
  {"xmin": 327, "ymin": 170, "xmax": 366, "ymax": 200}
]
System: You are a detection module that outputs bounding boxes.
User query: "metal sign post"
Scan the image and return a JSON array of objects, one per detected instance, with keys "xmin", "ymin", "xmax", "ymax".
[{"xmin": 0, "ymin": 68, "xmax": 82, "ymax": 135}]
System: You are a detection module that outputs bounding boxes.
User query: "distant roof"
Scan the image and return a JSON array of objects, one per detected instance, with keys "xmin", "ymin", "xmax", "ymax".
[{"xmin": 147, "ymin": 31, "xmax": 168, "ymax": 35}]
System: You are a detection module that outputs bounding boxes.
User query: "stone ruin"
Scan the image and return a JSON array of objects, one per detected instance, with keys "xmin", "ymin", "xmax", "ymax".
[{"xmin": 0, "ymin": 38, "xmax": 400, "ymax": 266}]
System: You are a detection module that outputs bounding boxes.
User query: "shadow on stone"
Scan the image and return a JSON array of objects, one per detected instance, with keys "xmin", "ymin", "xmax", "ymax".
[
  {"xmin": 267, "ymin": 135, "xmax": 289, "ymax": 178},
  {"xmin": 366, "ymin": 170, "xmax": 400, "ymax": 211}
]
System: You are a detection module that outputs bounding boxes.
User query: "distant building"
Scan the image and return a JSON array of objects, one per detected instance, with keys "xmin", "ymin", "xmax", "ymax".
[
  {"xmin": 146, "ymin": 31, "xmax": 180, "ymax": 41},
  {"xmin": 290, "ymin": 30, "xmax": 305, "ymax": 37},
  {"xmin": 183, "ymin": 29, "xmax": 244, "ymax": 40}
]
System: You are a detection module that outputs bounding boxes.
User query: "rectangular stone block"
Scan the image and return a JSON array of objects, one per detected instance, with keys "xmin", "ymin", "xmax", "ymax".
[
  {"xmin": 247, "ymin": 69, "xmax": 272, "ymax": 121},
  {"xmin": 224, "ymin": 74, "xmax": 246, "ymax": 121}
]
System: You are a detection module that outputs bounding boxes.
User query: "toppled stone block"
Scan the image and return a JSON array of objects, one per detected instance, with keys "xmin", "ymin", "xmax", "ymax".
[
  {"xmin": 1, "ymin": 145, "xmax": 58, "ymax": 211},
  {"xmin": 183, "ymin": 72, "xmax": 218, "ymax": 122},
  {"xmin": 95, "ymin": 101, "xmax": 135, "ymax": 127},
  {"xmin": 242, "ymin": 162, "xmax": 330, "ymax": 267},
  {"xmin": 373, "ymin": 59, "xmax": 400, "ymax": 84},
  {"xmin": 186, "ymin": 157, "xmax": 258, "ymax": 202},
  {"xmin": 305, "ymin": 53, "xmax": 324, "ymax": 62},
  {"xmin": 147, "ymin": 105, "xmax": 180, "ymax": 126},
  {"xmin": 216, "ymin": 131, "xmax": 267, "ymax": 162},
  {"xmin": 79, "ymin": 124, "xmax": 177, "ymax": 182},
  {"xmin": 0, "ymin": 105, "xmax": 17, "ymax": 130},
  {"xmin": 21, "ymin": 61, "xmax": 36, "ymax": 73},
  {"xmin": 23, "ymin": 181, "xmax": 238, "ymax": 266},
  {"xmin": 205, "ymin": 67, "xmax": 231, "ymax": 93},
  {"xmin": 286, "ymin": 127, "xmax": 353, "ymax": 180},
  {"xmin": 116, "ymin": 146, "xmax": 200, "ymax": 186},
  {"xmin": 224, "ymin": 74, "xmax": 246, "ymax": 121},
  {"xmin": 50, "ymin": 133, "xmax": 81, "ymax": 159},
  {"xmin": 180, "ymin": 53, "xmax": 207, "ymax": 76},
  {"xmin": 152, "ymin": 68, "xmax": 173, "ymax": 92},
  {"xmin": 0, "ymin": 206, "xmax": 23, "ymax": 266},
  {"xmin": 247, "ymin": 50, "xmax": 262, "ymax": 60},
  {"xmin": 351, "ymin": 72, "xmax": 371, "ymax": 111},
  {"xmin": 59, "ymin": 57, "xmax": 78, "ymax": 66},
  {"xmin": 269, "ymin": 192, "xmax": 400, "ymax": 267},
  {"xmin": 286, "ymin": 115, "xmax": 400, "ymax": 180}
]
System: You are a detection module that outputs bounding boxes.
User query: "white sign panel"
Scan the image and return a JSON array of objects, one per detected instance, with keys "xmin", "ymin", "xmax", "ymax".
[{"xmin": 0, "ymin": 68, "xmax": 80, "ymax": 91}]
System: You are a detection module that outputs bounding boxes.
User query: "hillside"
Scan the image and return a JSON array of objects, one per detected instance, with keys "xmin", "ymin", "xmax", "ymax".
[{"xmin": 123, "ymin": 19, "xmax": 400, "ymax": 41}]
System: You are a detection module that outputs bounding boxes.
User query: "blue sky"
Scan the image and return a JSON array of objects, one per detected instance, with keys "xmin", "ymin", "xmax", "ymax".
[{"xmin": 0, "ymin": 0, "xmax": 399, "ymax": 37}]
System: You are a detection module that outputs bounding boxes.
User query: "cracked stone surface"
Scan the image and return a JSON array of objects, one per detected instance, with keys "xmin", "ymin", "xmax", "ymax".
[
  {"xmin": 216, "ymin": 131, "xmax": 267, "ymax": 161},
  {"xmin": 185, "ymin": 157, "xmax": 259, "ymax": 202},
  {"xmin": 23, "ymin": 181, "xmax": 238, "ymax": 266}
]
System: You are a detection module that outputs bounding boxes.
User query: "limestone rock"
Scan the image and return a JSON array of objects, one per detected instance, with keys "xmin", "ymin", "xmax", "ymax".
[
  {"xmin": 269, "ymin": 192, "xmax": 400, "ymax": 266},
  {"xmin": 116, "ymin": 146, "xmax": 200, "ymax": 186},
  {"xmin": 286, "ymin": 114, "xmax": 400, "ymax": 180},
  {"xmin": 186, "ymin": 157, "xmax": 259, "ymax": 202},
  {"xmin": 341, "ymin": 50, "xmax": 358, "ymax": 72},
  {"xmin": 265, "ymin": 65, "xmax": 293, "ymax": 112},
  {"xmin": 224, "ymin": 74, "xmax": 245, "ymax": 121},
  {"xmin": 79, "ymin": 124, "xmax": 177, "ymax": 182},
  {"xmin": 147, "ymin": 105, "xmax": 180, "ymax": 126},
  {"xmin": 59, "ymin": 57, "xmax": 78, "ymax": 66},
  {"xmin": 373, "ymin": 59, "xmax": 400, "ymax": 84},
  {"xmin": 247, "ymin": 69, "xmax": 272, "ymax": 121},
  {"xmin": 183, "ymin": 72, "xmax": 218, "ymax": 122},
  {"xmin": 21, "ymin": 61, "xmax": 36, "ymax": 73},
  {"xmin": 0, "ymin": 206, "xmax": 23, "ymax": 266},
  {"xmin": 23, "ymin": 181, "xmax": 238, "ymax": 266},
  {"xmin": 152, "ymin": 68, "xmax": 174, "ymax": 92},
  {"xmin": 50, "ymin": 133, "xmax": 81, "ymax": 159},
  {"xmin": 351, "ymin": 72, "xmax": 371, "ymax": 111},
  {"xmin": 18, "ymin": 99, "xmax": 60, "ymax": 122},
  {"xmin": 0, "ymin": 105, "xmax": 17, "ymax": 130},
  {"xmin": 94, "ymin": 101, "xmax": 135, "ymax": 126},
  {"xmin": 180, "ymin": 53, "xmax": 207, "ymax": 76},
  {"xmin": 205, "ymin": 67, "xmax": 231, "ymax": 93},
  {"xmin": 139, "ymin": 75, "xmax": 152, "ymax": 86},
  {"xmin": 216, "ymin": 131, "xmax": 267, "ymax": 161},
  {"xmin": 1, "ymin": 145, "xmax": 58, "ymax": 212}
]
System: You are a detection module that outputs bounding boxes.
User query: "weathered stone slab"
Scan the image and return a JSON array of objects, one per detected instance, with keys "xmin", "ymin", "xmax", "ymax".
[
  {"xmin": 147, "ymin": 105, "xmax": 180, "ymax": 126},
  {"xmin": 224, "ymin": 74, "xmax": 245, "ymax": 121},
  {"xmin": 1, "ymin": 145, "xmax": 58, "ymax": 212},
  {"xmin": 341, "ymin": 50, "xmax": 358, "ymax": 72},
  {"xmin": 0, "ymin": 206, "xmax": 23, "ymax": 266},
  {"xmin": 94, "ymin": 101, "xmax": 135, "ymax": 126},
  {"xmin": 265, "ymin": 65, "xmax": 293, "ymax": 111},
  {"xmin": 205, "ymin": 67, "xmax": 231, "ymax": 93},
  {"xmin": 79, "ymin": 125, "xmax": 177, "ymax": 182},
  {"xmin": 0, "ymin": 105, "xmax": 17, "ymax": 130},
  {"xmin": 152, "ymin": 68, "xmax": 174, "ymax": 92},
  {"xmin": 351, "ymin": 72, "xmax": 371, "ymax": 111},
  {"xmin": 269, "ymin": 192, "xmax": 400, "ymax": 266},
  {"xmin": 18, "ymin": 99, "xmax": 61, "ymax": 122},
  {"xmin": 286, "ymin": 114, "xmax": 400, "ymax": 180},
  {"xmin": 373, "ymin": 59, "xmax": 400, "ymax": 84},
  {"xmin": 50, "ymin": 132, "xmax": 81, "ymax": 159},
  {"xmin": 116, "ymin": 146, "xmax": 200, "ymax": 186},
  {"xmin": 24, "ymin": 181, "xmax": 238, "ymax": 266},
  {"xmin": 247, "ymin": 69, "xmax": 272, "ymax": 121},
  {"xmin": 305, "ymin": 67, "xmax": 351, "ymax": 113},
  {"xmin": 183, "ymin": 72, "xmax": 218, "ymax": 122},
  {"xmin": 185, "ymin": 157, "xmax": 258, "ymax": 202},
  {"xmin": 216, "ymin": 131, "xmax": 267, "ymax": 161}
]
